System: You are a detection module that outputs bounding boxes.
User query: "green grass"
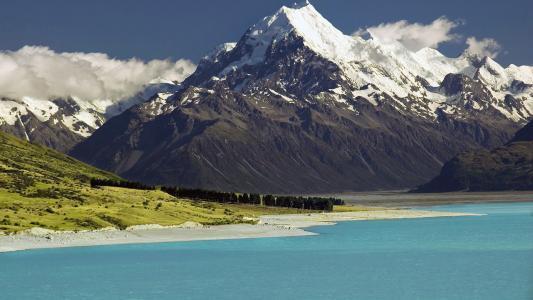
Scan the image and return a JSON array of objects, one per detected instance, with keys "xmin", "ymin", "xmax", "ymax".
[
  {"xmin": 0, "ymin": 187, "xmax": 318, "ymax": 234},
  {"xmin": 0, "ymin": 132, "xmax": 356, "ymax": 234}
]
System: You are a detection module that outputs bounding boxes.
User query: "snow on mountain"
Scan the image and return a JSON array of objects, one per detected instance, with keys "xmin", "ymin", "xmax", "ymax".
[
  {"xmin": 0, "ymin": 80, "xmax": 184, "ymax": 141},
  {"xmin": 196, "ymin": 2, "xmax": 532, "ymax": 122},
  {"xmin": 0, "ymin": 100, "xmax": 28, "ymax": 126},
  {"xmin": 209, "ymin": 3, "xmax": 458, "ymax": 91},
  {"xmin": 246, "ymin": 1, "xmax": 356, "ymax": 62},
  {"xmin": 507, "ymin": 65, "xmax": 533, "ymax": 85},
  {"xmin": 414, "ymin": 48, "xmax": 474, "ymax": 83}
]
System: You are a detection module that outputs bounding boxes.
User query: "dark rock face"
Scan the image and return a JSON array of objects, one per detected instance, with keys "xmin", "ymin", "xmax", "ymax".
[
  {"xmin": 510, "ymin": 121, "xmax": 533, "ymax": 143},
  {"xmin": 440, "ymin": 74, "xmax": 471, "ymax": 96},
  {"xmin": 439, "ymin": 74, "xmax": 495, "ymax": 110},
  {"xmin": 510, "ymin": 80, "xmax": 532, "ymax": 94},
  {"xmin": 415, "ymin": 121, "xmax": 533, "ymax": 192}
]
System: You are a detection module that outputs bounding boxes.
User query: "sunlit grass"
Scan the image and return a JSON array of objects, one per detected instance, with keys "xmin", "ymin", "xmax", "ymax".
[{"xmin": 0, "ymin": 187, "xmax": 311, "ymax": 234}]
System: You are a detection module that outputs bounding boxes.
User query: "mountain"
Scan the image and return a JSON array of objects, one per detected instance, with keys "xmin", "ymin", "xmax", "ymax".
[
  {"xmin": 415, "ymin": 121, "xmax": 533, "ymax": 192},
  {"xmin": 70, "ymin": 2, "xmax": 533, "ymax": 193},
  {"xmin": 0, "ymin": 81, "xmax": 182, "ymax": 152}
]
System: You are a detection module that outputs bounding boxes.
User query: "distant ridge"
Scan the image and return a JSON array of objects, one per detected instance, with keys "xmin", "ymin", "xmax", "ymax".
[{"xmin": 415, "ymin": 120, "xmax": 533, "ymax": 192}]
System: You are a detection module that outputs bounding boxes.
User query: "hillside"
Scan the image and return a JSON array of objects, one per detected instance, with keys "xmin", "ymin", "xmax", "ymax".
[
  {"xmin": 0, "ymin": 130, "xmax": 120, "ymax": 194},
  {"xmin": 0, "ymin": 132, "xmax": 306, "ymax": 234},
  {"xmin": 415, "ymin": 121, "xmax": 533, "ymax": 192}
]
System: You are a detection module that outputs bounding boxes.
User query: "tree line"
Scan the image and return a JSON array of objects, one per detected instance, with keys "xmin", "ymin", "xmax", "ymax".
[
  {"xmin": 160, "ymin": 187, "xmax": 260, "ymax": 205},
  {"xmin": 161, "ymin": 186, "xmax": 344, "ymax": 211},
  {"xmin": 90, "ymin": 178, "xmax": 155, "ymax": 191},
  {"xmin": 90, "ymin": 178, "xmax": 344, "ymax": 211}
]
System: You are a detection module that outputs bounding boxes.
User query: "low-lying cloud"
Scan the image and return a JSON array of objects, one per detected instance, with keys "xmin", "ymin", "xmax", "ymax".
[
  {"xmin": 354, "ymin": 17, "xmax": 460, "ymax": 51},
  {"xmin": 0, "ymin": 46, "xmax": 196, "ymax": 102},
  {"xmin": 465, "ymin": 37, "xmax": 502, "ymax": 59}
]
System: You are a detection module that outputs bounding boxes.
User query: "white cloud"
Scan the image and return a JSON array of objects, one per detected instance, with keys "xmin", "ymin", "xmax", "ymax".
[
  {"xmin": 464, "ymin": 37, "xmax": 501, "ymax": 59},
  {"xmin": 354, "ymin": 17, "xmax": 460, "ymax": 51},
  {"xmin": 0, "ymin": 46, "xmax": 196, "ymax": 102}
]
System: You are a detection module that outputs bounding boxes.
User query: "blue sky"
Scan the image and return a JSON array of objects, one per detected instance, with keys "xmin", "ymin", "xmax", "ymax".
[{"xmin": 0, "ymin": 0, "xmax": 531, "ymax": 66}]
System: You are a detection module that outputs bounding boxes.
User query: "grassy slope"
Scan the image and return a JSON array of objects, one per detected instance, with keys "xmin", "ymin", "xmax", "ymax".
[
  {"xmin": 0, "ymin": 130, "xmax": 120, "ymax": 196},
  {"xmin": 0, "ymin": 132, "xmax": 348, "ymax": 234},
  {"xmin": 0, "ymin": 187, "xmax": 307, "ymax": 234}
]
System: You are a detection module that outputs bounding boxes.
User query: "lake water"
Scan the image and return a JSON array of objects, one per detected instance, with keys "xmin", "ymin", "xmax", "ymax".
[{"xmin": 1, "ymin": 202, "xmax": 532, "ymax": 299}]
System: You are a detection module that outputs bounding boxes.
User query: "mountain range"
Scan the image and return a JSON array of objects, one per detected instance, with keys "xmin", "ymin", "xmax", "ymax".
[
  {"xmin": 4, "ymin": 3, "xmax": 533, "ymax": 193},
  {"xmin": 0, "ymin": 80, "xmax": 182, "ymax": 152}
]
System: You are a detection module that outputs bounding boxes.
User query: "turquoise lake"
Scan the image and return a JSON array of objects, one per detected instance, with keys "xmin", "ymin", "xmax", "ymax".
[{"xmin": 1, "ymin": 202, "xmax": 532, "ymax": 299}]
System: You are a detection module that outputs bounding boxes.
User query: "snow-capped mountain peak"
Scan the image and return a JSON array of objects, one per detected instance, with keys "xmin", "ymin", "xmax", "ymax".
[
  {"xmin": 201, "ymin": 3, "xmax": 464, "ymax": 99},
  {"xmin": 181, "ymin": 3, "xmax": 533, "ymax": 125},
  {"xmin": 217, "ymin": 1, "xmax": 358, "ymax": 72},
  {"xmin": 204, "ymin": 3, "xmax": 532, "ymax": 121},
  {"xmin": 272, "ymin": 2, "xmax": 355, "ymax": 60}
]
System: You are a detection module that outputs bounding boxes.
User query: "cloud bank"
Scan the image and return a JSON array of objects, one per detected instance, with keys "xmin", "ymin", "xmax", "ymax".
[
  {"xmin": 354, "ymin": 17, "xmax": 460, "ymax": 51},
  {"xmin": 0, "ymin": 46, "xmax": 196, "ymax": 102},
  {"xmin": 465, "ymin": 37, "xmax": 502, "ymax": 59}
]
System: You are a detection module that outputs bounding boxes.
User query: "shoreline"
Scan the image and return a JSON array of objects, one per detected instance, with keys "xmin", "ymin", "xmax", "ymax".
[
  {"xmin": 321, "ymin": 191, "xmax": 533, "ymax": 207},
  {"xmin": 0, "ymin": 208, "xmax": 481, "ymax": 253}
]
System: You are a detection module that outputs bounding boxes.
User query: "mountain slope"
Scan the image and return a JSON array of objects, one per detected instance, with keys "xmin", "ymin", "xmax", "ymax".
[
  {"xmin": 415, "ymin": 121, "xmax": 533, "ymax": 192},
  {"xmin": 71, "ymin": 3, "xmax": 532, "ymax": 193}
]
